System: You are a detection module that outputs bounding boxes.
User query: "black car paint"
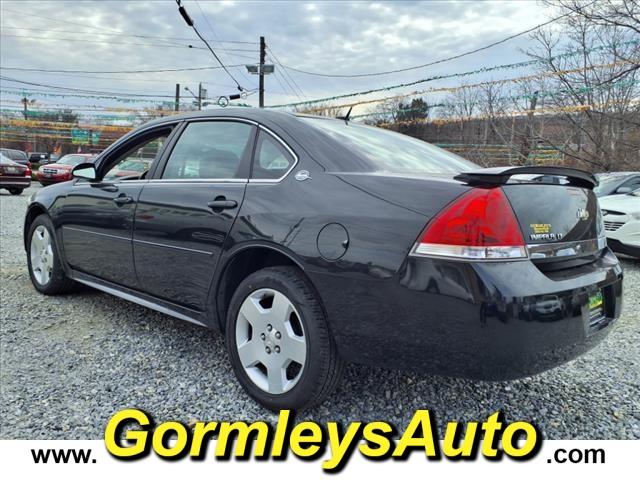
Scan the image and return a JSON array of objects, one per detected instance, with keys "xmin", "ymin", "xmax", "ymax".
[{"xmin": 24, "ymin": 109, "xmax": 623, "ymax": 380}]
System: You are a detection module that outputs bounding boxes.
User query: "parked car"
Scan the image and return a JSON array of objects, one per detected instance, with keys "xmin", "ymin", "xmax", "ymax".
[
  {"xmin": 103, "ymin": 158, "xmax": 153, "ymax": 180},
  {"xmin": 599, "ymin": 189, "xmax": 640, "ymax": 258},
  {"xmin": 0, "ymin": 153, "xmax": 31, "ymax": 195},
  {"xmin": 37, "ymin": 154, "xmax": 96, "ymax": 186},
  {"xmin": 23, "ymin": 109, "xmax": 623, "ymax": 410},
  {"xmin": 594, "ymin": 172, "xmax": 640, "ymax": 197},
  {"xmin": 0, "ymin": 148, "xmax": 29, "ymax": 167},
  {"xmin": 29, "ymin": 152, "xmax": 51, "ymax": 164}
]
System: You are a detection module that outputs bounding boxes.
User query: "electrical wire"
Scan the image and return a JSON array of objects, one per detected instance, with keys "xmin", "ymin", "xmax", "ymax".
[
  {"xmin": 193, "ymin": 0, "xmax": 256, "ymax": 88},
  {"xmin": 0, "ymin": 33, "xmax": 258, "ymax": 53},
  {"xmin": 174, "ymin": 0, "xmax": 244, "ymax": 91},
  {"xmin": 266, "ymin": 48, "xmax": 306, "ymax": 99},
  {"xmin": 0, "ymin": 75, "xmax": 176, "ymax": 98},
  {"xmin": 0, "ymin": 33, "xmax": 206, "ymax": 50},
  {"xmin": 0, "ymin": 65, "xmax": 247, "ymax": 74},
  {"xmin": 0, "ymin": 26, "xmax": 258, "ymax": 44},
  {"xmin": 270, "ymin": 0, "xmax": 600, "ymax": 78}
]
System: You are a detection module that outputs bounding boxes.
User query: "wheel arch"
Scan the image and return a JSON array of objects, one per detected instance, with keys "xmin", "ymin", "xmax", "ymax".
[
  {"xmin": 213, "ymin": 243, "xmax": 313, "ymax": 332},
  {"xmin": 23, "ymin": 203, "xmax": 49, "ymax": 250}
]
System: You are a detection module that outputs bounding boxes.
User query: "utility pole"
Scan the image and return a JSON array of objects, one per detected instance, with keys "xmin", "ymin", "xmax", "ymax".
[
  {"xmin": 175, "ymin": 83, "xmax": 180, "ymax": 111},
  {"xmin": 198, "ymin": 82, "xmax": 203, "ymax": 110},
  {"xmin": 523, "ymin": 91, "xmax": 539, "ymax": 165},
  {"xmin": 21, "ymin": 97, "xmax": 28, "ymax": 119},
  {"xmin": 259, "ymin": 36, "xmax": 265, "ymax": 108}
]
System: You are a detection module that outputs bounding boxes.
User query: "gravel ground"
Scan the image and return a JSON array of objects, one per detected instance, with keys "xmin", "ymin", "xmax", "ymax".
[{"xmin": 1, "ymin": 185, "xmax": 639, "ymax": 440}]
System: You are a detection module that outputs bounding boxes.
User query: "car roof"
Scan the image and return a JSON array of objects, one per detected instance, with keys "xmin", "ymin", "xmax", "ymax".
[{"xmin": 139, "ymin": 107, "xmax": 298, "ymax": 128}]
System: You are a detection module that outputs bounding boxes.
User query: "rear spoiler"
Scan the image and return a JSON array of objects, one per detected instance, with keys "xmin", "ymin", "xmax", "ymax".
[{"xmin": 454, "ymin": 166, "xmax": 597, "ymax": 189}]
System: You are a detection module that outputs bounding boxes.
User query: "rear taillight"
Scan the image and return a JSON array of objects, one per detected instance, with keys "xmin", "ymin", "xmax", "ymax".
[
  {"xmin": 411, "ymin": 187, "xmax": 527, "ymax": 260},
  {"xmin": 25, "ymin": 167, "xmax": 31, "ymax": 176}
]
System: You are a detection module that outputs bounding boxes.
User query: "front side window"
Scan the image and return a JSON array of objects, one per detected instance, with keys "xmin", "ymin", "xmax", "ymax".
[
  {"xmin": 103, "ymin": 131, "xmax": 170, "ymax": 181},
  {"xmin": 162, "ymin": 121, "xmax": 254, "ymax": 179},
  {"xmin": 252, "ymin": 131, "xmax": 294, "ymax": 180}
]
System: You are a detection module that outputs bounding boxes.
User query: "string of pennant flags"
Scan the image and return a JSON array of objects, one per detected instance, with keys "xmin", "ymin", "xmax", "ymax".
[
  {"xmin": 351, "ymin": 77, "xmax": 639, "ymax": 119},
  {"xmin": 375, "ymin": 98, "xmax": 640, "ymax": 128},
  {"xmin": 266, "ymin": 40, "xmax": 640, "ymax": 109},
  {"xmin": 1, "ymin": 40, "xmax": 635, "ymax": 110},
  {"xmin": 302, "ymin": 59, "xmax": 638, "ymax": 114}
]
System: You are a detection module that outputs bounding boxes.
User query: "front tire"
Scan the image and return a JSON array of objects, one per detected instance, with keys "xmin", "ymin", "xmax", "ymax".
[
  {"xmin": 226, "ymin": 266, "xmax": 343, "ymax": 410},
  {"xmin": 27, "ymin": 215, "xmax": 76, "ymax": 294}
]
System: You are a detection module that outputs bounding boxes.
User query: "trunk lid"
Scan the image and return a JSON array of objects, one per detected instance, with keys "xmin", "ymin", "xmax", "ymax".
[{"xmin": 502, "ymin": 183, "xmax": 601, "ymax": 244}]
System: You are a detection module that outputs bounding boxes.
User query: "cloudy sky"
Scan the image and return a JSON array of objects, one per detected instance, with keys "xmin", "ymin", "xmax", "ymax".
[{"xmin": 0, "ymin": 0, "xmax": 562, "ymax": 114}]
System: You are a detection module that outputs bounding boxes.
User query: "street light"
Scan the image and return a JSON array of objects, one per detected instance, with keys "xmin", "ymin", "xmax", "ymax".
[{"xmin": 184, "ymin": 85, "xmax": 207, "ymax": 110}]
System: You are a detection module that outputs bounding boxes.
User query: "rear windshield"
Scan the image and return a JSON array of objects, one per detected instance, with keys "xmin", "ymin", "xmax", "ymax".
[
  {"xmin": 300, "ymin": 117, "xmax": 477, "ymax": 174},
  {"xmin": 1, "ymin": 149, "xmax": 27, "ymax": 161}
]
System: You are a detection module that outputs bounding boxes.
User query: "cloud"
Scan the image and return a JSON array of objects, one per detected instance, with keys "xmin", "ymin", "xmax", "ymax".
[{"xmin": 0, "ymin": 0, "xmax": 556, "ymax": 111}]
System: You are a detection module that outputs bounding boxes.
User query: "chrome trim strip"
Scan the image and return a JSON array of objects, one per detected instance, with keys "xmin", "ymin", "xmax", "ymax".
[
  {"xmin": 72, "ymin": 277, "xmax": 206, "ymax": 327},
  {"xmin": 132, "ymin": 238, "xmax": 212, "ymax": 256},
  {"xmin": 527, "ymin": 237, "xmax": 606, "ymax": 259},
  {"xmin": 63, "ymin": 226, "xmax": 130, "ymax": 242},
  {"xmin": 409, "ymin": 242, "xmax": 529, "ymax": 262},
  {"xmin": 144, "ymin": 178, "xmax": 248, "ymax": 184},
  {"xmin": 409, "ymin": 236, "xmax": 606, "ymax": 262}
]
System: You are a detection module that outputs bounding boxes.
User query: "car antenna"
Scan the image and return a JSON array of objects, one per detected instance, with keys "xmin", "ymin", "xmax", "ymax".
[{"xmin": 336, "ymin": 106, "xmax": 353, "ymax": 123}]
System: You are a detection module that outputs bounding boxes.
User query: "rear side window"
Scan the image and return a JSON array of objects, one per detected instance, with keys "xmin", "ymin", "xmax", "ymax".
[
  {"xmin": 300, "ymin": 117, "xmax": 477, "ymax": 174},
  {"xmin": 162, "ymin": 121, "xmax": 254, "ymax": 179},
  {"xmin": 252, "ymin": 131, "xmax": 295, "ymax": 180}
]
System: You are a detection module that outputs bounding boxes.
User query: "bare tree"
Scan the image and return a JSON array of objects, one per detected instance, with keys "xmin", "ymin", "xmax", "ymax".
[{"xmin": 525, "ymin": 13, "xmax": 640, "ymax": 170}]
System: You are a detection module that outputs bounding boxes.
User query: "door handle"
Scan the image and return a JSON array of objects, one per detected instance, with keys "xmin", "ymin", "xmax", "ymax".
[
  {"xmin": 113, "ymin": 195, "xmax": 134, "ymax": 206},
  {"xmin": 207, "ymin": 198, "xmax": 238, "ymax": 210}
]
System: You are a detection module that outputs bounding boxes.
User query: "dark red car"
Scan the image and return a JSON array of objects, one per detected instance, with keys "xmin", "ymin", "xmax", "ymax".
[
  {"xmin": 0, "ymin": 153, "xmax": 31, "ymax": 195},
  {"xmin": 37, "ymin": 154, "xmax": 95, "ymax": 186}
]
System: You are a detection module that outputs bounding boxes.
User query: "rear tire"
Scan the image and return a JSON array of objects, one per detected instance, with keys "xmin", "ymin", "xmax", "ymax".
[
  {"xmin": 226, "ymin": 266, "xmax": 343, "ymax": 410},
  {"xmin": 8, "ymin": 188, "xmax": 23, "ymax": 195},
  {"xmin": 27, "ymin": 214, "xmax": 76, "ymax": 295}
]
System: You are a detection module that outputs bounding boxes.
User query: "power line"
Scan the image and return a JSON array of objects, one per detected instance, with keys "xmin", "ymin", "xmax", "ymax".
[
  {"xmin": 193, "ymin": 0, "xmax": 256, "ymax": 88},
  {"xmin": 270, "ymin": 0, "xmax": 600, "ymax": 79},
  {"xmin": 0, "ymin": 68, "xmax": 239, "ymax": 88},
  {"xmin": 0, "ymin": 6, "xmax": 125, "ymax": 35},
  {"xmin": 266, "ymin": 47, "xmax": 306, "ymax": 99},
  {"xmin": 0, "ymin": 33, "xmax": 258, "ymax": 52},
  {"xmin": 0, "ymin": 75, "xmax": 176, "ymax": 98},
  {"xmin": 0, "ymin": 64, "xmax": 247, "ymax": 75},
  {"xmin": 267, "ymin": 41, "xmax": 639, "ymax": 109},
  {"xmin": 0, "ymin": 26, "xmax": 258, "ymax": 44},
  {"xmin": 174, "ymin": 0, "xmax": 245, "ymax": 92}
]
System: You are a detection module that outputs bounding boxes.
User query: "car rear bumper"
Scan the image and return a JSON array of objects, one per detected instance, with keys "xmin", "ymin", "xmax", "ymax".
[
  {"xmin": 311, "ymin": 248, "xmax": 623, "ymax": 380},
  {"xmin": 607, "ymin": 238, "xmax": 640, "ymax": 258},
  {"xmin": 605, "ymin": 219, "xmax": 640, "ymax": 257},
  {"xmin": 0, "ymin": 176, "xmax": 31, "ymax": 188}
]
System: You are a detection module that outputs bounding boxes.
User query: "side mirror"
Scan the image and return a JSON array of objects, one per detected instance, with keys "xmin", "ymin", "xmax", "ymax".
[
  {"xmin": 616, "ymin": 186, "xmax": 631, "ymax": 194},
  {"xmin": 72, "ymin": 163, "xmax": 97, "ymax": 181}
]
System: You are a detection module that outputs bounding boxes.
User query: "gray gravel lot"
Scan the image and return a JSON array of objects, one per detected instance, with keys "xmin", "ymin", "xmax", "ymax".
[{"xmin": 1, "ymin": 185, "xmax": 639, "ymax": 439}]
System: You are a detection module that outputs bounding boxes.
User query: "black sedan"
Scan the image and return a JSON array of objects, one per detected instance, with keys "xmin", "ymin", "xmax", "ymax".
[{"xmin": 23, "ymin": 109, "xmax": 623, "ymax": 410}]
